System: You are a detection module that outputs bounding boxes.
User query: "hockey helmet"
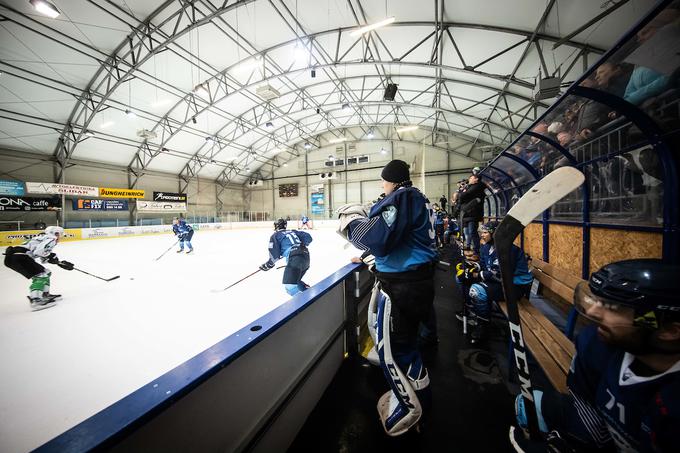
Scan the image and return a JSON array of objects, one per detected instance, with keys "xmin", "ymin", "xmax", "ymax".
[
  {"xmin": 274, "ymin": 218, "xmax": 287, "ymax": 230},
  {"xmin": 575, "ymin": 259, "xmax": 680, "ymax": 329},
  {"xmin": 45, "ymin": 226, "xmax": 64, "ymax": 237},
  {"xmin": 472, "ymin": 166, "xmax": 481, "ymax": 175}
]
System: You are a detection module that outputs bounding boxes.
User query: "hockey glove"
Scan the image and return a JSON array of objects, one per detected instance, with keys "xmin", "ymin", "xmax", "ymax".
[
  {"xmin": 46, "ymin": 253, "xmax": 59, "ymax": 264},
  {"xmin": 57, "ymin": 260, "xmax": 74, "ymax": 271},
  {"xmin": 259, "ymin": 261, "xmax": 275, "ymax": 271},
  {"xmin": 514, "ymin": 390, "xmax": 548, "ymax": 434}
]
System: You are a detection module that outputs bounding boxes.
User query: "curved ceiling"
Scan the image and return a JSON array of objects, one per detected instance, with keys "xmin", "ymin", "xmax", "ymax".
[{"xmin": 0, "ymin": 0, "xmax": 656, "ymax": 186}]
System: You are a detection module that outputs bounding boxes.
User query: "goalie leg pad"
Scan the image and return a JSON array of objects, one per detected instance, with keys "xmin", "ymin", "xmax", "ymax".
[{"xmin": 376, "ymin": 288, "xmax": 430, "ymax": 436}]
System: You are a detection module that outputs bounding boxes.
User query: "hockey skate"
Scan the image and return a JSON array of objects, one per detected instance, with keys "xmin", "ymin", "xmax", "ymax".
[
  {"xmin": 186, "ymin": 249, "xmax": 194, "ymax": 254},
  {"xmin": 28, "ymin": 296, "xmax": 58, "ymax": 311},
  {"xmin": 176, "ymin": 249, "xmax": 184, "ymax": 253},
  {"xmin": 43, "ymin": 292, "xmax": 62, "ymax": 301}
]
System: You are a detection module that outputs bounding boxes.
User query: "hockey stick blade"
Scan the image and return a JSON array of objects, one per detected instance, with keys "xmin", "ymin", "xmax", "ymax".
[
  {"xmin": 105, "ymin": 275, "xmax": 120, "ymax": 282},
  {"xmin": 494, "ymin": 167, "xmax": 583, "ymax": 438}
]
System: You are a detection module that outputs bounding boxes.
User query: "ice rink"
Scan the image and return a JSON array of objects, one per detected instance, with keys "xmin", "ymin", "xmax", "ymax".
[{"xmin": 0, "ymin": 226, "xmax": 362, "ymax": 452}]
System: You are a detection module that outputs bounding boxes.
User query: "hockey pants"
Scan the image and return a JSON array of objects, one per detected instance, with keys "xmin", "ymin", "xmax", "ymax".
[{"xmin": 282, "ymin": 247, "xmax": 310, "ymax": 296}]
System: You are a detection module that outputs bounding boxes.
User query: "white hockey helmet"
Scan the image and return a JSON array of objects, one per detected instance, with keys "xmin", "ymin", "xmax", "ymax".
[{"xmin": 45, "ymin": 226, "xmax": 64, "ymax": 237}]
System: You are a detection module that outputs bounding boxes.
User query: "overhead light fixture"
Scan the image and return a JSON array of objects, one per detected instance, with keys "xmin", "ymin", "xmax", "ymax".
[
  {"xmin": 366, "ymin": 130, "xmax": 374, "ymax": 139},
  {"xmin": 283, "ymin": 162, "xmax": 288, "ymax": 167},
  {"xmin": 125, "ymin": 109, "xmax": 136, "ymax": 119},
  {"xmin": 193, "ymin": 82, "xmax": 209, "ymax": 97},
  {"xmin": 84, "ymin": 129, "xmax": 95, "ymax": 137},
  {"xmin": 380, "ymin": 147, "xmax": 388, "ymax": 155},
  {"xmin": 293, "ymin": 41, "xmax": 308, "ymax": 60},
  {"xmin": 151, "ymin": 99, "xmax": 172, "ymax": 108},
  {"xmin": 30, "ymin": 0, "xmax": 60, "ymax": 19},
  {"xmin": 329, "ymin": 137, "xmax": 347, "ymax": 144},
  {"xmin": 396, "ymin": 125, "xmax": 419, "ymax": 133},
  {"xmin": 304, "ymin": 142, "xmax": 312, "ymax": 150},
  {"xmin": 100, "ymin": 121, "xmax": 114, "ymax": 129},
  {"xmin": 311, "ymin": 68, "xmax": 316, "ymax": 78},
  {"xmin": 350, "ymin": 17, "xmax": 395, "ymax": 37},
  {"xmin": 205, "ymin": 136, "xmax": 214, "ymax": 142},
  {"xmin": 265, "ymin": 121, "xmax": 274, "ymax": 129},
  {"xmin": 341, "ymin": 103, "xmax": 350, "ymax": 110},
  {"xmin": 191, "ymin": 116, "xmax": 197, "ymax": 124}
]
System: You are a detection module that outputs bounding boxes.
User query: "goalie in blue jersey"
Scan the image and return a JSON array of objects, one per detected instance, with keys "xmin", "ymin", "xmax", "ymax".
[
  {"xmin": 337, "ymin": 159, "xmax": 438, "ymax": 437},
  {"xmin": 259, "ymin": 218, "xmax": 313, "ymax": 296},
  {"xmin": 511, "ymin": 259, "xmax": 680, "ymax": 452}
]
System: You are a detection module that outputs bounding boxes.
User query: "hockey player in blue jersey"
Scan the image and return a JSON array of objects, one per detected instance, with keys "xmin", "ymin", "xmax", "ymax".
[
  {"xmin": 511, "ymin": 259, "xmax": 680, "ymax": 452},
  {"xmin": 337, "ymin": 159, "xmax": 438, "ymax": 437},
  {"xmin": 172, "ymin": 217, "xmax": 194, "ymax": 253},
  {"xmin": 299, "ymin": 215, "xmax": 312, "ymax": 229},
  {"xmin": 464, "ymin": 221, "xmax": 532, "ymax": 342},
  {"xmin": 259, "ymin": 218, "xmax": 313, "ymax": 296}
]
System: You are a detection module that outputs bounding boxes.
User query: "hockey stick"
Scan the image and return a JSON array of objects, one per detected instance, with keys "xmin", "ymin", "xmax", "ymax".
[
  {"xmin": 494, "ymin": 166, "xmax": 584, "ymax": 438},
  {"xmin": 211, "ymin": 268, "xmax": 262, "ymax": 293},
  {"xmin": 154, "ymin": 240, "xmax": 179, "ymax": 261},
  {"xmin": 73, "ymin": 267, "xmax": 120, "ymax": 282}
]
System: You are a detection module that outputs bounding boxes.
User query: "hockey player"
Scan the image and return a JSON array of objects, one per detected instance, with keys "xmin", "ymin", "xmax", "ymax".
[
  {"xmin": 172, "ymin": 217, "xmax": 194, "ymax": 253},
  {"xmin": 467, "ymin": 221, "xmax": 532, "ymax": 342},
  {"xmin": 433, "ymin": 205, "xmax": 446, "ymax": 248},
  {"xmin": 299, "ymin": 215, "xmax": 312, "ymax": 229},
  {"xmin": 511, "ymin": 259, "xmax": 680, "ymax": 452},
  {"xmin": 3, "ymin": 226, "xmax": 74, "ymax": 311},
  {"xmin": 259, "ymin": 218, "xmax": 313, "ymax": 296},
  {"xmin": 337, "ymin": 159, "xmax": 438, "ymax": 436}
]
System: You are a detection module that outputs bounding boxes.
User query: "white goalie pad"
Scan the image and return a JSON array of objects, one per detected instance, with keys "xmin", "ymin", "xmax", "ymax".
[{"xmin": 375, "ymin": 288, "xmax": 426, "ymax": 436}]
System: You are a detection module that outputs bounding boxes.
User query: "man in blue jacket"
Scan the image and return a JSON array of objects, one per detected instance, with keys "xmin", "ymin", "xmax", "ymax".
[
  {"xmin": 259, "ymin": 218, "xmax": 313, "ymax": 296},
  {"xmin": 338, "ymin": 159, "xmax": 438, "ymax": 436}
]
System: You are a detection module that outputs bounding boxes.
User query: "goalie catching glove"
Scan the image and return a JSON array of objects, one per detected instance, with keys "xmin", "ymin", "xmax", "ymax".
[
  {"xmin": 336, "ymin": 203, "xmax": 368, "ymax": 240},
  {"xmin": 259, "ymin": 261, "xmax": 275, "ymax": 271}
]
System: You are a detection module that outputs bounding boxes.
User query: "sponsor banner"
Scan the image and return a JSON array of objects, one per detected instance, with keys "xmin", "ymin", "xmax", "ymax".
[
  {"xmin": 136, "ymin": 200, "xmax": 187, "ymax": 212},
  {"xmin": 0, "ymin": 195, "xmax": 61, "ymax": 211},
  {"xmin": 99, "ymin": 187, "xmax": 145, "ymax": 198},
  {"xmin": 311, "ymin": 192, "xmax": 325, "ymax": 214},
  {"xmin": 0, "ymin": 228, "xmax": 81, "ymax": 247},
  {"xmin": 26, "ymin": 182, "xmax": 98, "ymax": 197},
  {"xmin": 72, "ymin": 199, "xmax": 129, "ymax": 211},
  {"xmin": 80, "ymin": 225, "xmax": 173, "ymax": 239},
  {"xmin": 0, "ymin": 179, "xmax": 25, "ymax": 196},
  {"xmin": 153, "ymin": 191, "xmax": 187, "ymax": 202}
]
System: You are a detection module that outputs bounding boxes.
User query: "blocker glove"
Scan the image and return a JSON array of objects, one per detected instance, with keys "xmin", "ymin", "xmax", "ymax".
[
  {"xmin": 46, "ymin": 253, "xmax": 60, "ymax": 264},
  {"xmin": 57, "ymin": 260, "xmax": 74, "ymax": 271},
  {"xmin": 259, "ymin": 261, "xmax": 275, "ymax": 271}
]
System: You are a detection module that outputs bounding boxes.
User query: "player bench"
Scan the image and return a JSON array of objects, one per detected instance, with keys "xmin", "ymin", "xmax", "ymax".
[{"xmin": 497, "ymin": 258, "xmax": 584, "ymax": 393}]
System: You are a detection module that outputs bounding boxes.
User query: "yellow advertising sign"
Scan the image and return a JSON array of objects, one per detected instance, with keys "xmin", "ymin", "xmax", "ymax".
[
  {"xmin": 0, "ymin": 229, "xmax": 82, "ymax": 247},
  {"xmin": 99, "ymin": 187, "xmax": 145, "ymax": 198}
]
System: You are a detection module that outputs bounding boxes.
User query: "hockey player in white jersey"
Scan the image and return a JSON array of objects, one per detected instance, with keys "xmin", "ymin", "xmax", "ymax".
[{"xmin": 3, "ymin": 226, "xmax": 74, "ymax": 311}]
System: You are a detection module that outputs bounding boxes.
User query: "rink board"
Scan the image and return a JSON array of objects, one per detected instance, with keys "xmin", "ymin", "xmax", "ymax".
[{"xmin": 35, "ymin": 263, "xmax": 361, "ymax": 452}]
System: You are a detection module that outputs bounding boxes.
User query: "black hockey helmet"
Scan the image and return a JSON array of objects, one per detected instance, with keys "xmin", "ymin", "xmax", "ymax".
[
  {"xmin": 576, "ymin": 259, "xmax": 680, "ymax": 329},
  {"xmin": 274, "ymin": 218, "xmax": 287, "ymax": 230}
]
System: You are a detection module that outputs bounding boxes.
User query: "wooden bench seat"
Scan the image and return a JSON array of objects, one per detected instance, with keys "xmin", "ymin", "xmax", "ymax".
[{"xmin": 496, "ymin": 258, "xmax": 585, "ymax": 393}]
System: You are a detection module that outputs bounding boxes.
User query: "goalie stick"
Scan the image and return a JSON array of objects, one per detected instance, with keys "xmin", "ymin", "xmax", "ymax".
[{"xmin": 493, "ymin": 166, "xmax": 584, "ymax": 438}]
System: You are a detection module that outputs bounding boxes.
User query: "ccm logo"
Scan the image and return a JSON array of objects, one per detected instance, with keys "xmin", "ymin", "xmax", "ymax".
[{"xmin": 387, "ymin": 363, "xmax": 415, "ymax": 409}]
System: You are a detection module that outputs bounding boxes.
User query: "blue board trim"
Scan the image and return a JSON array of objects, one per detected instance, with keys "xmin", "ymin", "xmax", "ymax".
[{"xmin": 34, "ymin": 262, "xmax": 361, "ymax": 452}]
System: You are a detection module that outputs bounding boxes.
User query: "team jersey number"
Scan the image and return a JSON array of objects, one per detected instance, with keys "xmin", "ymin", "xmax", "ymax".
[{"xmin": 285, "ymin": 232, "xmax": 301, "ymax": 246}]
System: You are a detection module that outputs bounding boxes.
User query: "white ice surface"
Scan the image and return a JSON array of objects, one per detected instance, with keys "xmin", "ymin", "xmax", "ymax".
[{"xmin": 0, "ymin": 227, "xmax": 362, "ymax": 453}]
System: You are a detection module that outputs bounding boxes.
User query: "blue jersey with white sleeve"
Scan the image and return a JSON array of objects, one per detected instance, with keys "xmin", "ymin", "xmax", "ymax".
[
  {"xmin": 347, "ymin": 186, "xmax": 437, "ymax": 273},
  {"xmin": 479, "ymin": 242, "xmax": 532, "ymax": 286},
  {"xmin": 174, "ymin": 220, "xmax": 193, "ymax": 236},
  {"xmin": 561, "ymin": 325, "xmax": 680, "ymax": 452},
  {"xmin": 267, "ymin": 229, "xmax": 313, "ymax": 264}
]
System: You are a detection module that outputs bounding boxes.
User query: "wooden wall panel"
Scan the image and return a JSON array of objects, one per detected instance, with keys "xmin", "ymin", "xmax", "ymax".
[
  {"xmin": 590, "ymin": 228, "xmax": 662, "ymax": 273},
  {"xmin": 523, "ymin": 223, "xmax": 543, "ymax": 261},
  {"xmin": 549, "ymin": 224, "xmax": 583, "ymax": 279}
]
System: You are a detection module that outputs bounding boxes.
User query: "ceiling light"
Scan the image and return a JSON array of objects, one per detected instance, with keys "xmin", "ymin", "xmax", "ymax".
[
  {"xmin": 350, "ymin": 17, "xmax": 395, "ymax": 37},
  {"xmin": 380, "ymin": 147, "xmax": 387, "ymax": 155},
  {"xmin": 191, "ymin": 116, "xmax": 197, "ymax": 124},
  {"xmin": 265, "ymin": 121, "xmax": 274, "ymax": 129},
  {"xmin": 329, "ymin": 137, "xmax": 347, "ymax": 144},
  {"xmin": 294, "ymin": 41, "xmax": 308, "ymax": 60},
  {"xmin": 304, "ymin": 142, "xmax": 312, "ymax": 150},
  {"xmin": 151, "ymin": 99, "xmax": 172, "ymax": 108},
  {"xmin": 193, "ymin": 82, "xmax": 209, "ymax": 98},
  {"xmin": 367, "ymin": 130, "xmax": 374, "ymax": 139},
  {"xmin": 125, "ymin": 109, "xmax": 136, "ymax": 119},
  {"xmin": 283, "ymin": 162, "xmax": 288, "ymax": 167},
  {"xmin": 205, "ymin": 136, "xmax": 213, "ymax": 142},
  {"xmin": 396, "ymin": 125, "xmax": 419, "ymax": 133},
  {"xmin": 84, "ymin": 130, "xmax": 95, "ymax": 137},
  {"xmin": 100, "ymin": 121, "xmax": 114, "ymax": 129},
  {"xmin": 30, "ymin": 0, "xmax": 60, "ymax": 19},
  {"xmin": 341, "ymin": 103, "xmax": 350, "ymax": 110}
]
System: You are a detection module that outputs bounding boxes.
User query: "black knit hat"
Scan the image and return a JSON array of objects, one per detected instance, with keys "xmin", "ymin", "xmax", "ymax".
[{"xmin": 381, "ymin": 159, "xmax": 410, "ymax": 183}]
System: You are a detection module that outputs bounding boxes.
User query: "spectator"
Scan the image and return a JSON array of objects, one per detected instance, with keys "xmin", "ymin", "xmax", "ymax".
[
  {"xmin": 439, "ymin": 194, "xmax": 447, "ymax": 212},
  {"xmin": 458, "ymin": 173, "xmax": 485, "ymax": 254}
]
